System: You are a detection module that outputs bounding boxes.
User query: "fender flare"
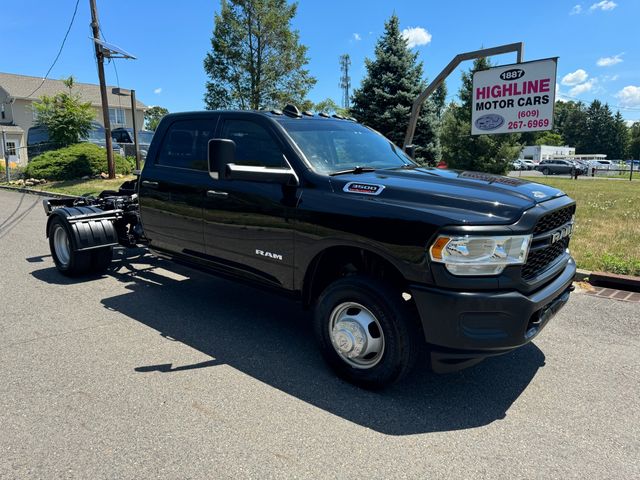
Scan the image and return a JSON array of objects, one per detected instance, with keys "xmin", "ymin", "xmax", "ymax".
[{"xmin": 46, "ymin": 206, "xmax": 119, "ymax": 252}]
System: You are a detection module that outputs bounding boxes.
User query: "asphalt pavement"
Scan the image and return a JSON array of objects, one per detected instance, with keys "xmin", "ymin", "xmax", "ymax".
[{"xmin": 0, "ymin": 189, "xmax": 638, "ymax": 479}]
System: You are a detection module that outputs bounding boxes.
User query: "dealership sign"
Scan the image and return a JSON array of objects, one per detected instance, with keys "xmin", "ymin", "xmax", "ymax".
[{"xmin": 471, "ymin": 58, "xmax": 557, "ymax": 135}]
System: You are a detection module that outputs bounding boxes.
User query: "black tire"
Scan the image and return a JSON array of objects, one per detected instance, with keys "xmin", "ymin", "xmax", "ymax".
[
  {"xmin": 48, "ymin": 217, "xmax": 91, "ymax": 277},
  {"xmin": 313, "ymin": 276, "xmax": 422, "ymax": 389},
  {"xmin": 90, "ymin": 247, "xmax": 113, "ymax": 274},
  {"xmin": 542, "ymin": 167, "xmax": 550, "ymax": 175}
]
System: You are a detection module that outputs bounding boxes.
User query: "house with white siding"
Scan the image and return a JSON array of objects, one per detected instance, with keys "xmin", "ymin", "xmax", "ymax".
[{"xmin": 0, "ymin": 72, "xmax": 146, "ymax": 164}]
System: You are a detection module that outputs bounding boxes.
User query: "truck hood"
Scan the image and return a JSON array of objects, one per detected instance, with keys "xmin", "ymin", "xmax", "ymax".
[{"xmin": 331, "ymin": 167, "xmax": 566, "ymax": 225}]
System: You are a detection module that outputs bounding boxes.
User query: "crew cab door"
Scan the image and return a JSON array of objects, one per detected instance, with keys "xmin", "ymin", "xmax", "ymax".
[
  {"xmin": 138, "ymin": 117, "xmax": 218, "ymax": 256},
  {"xmin": 203, "ymin": 116, "xmax": 297, "ymax": 289}
]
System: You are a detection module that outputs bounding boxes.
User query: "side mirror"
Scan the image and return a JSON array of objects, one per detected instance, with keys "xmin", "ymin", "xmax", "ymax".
[
  {"xmin": 208, "ymin": 138, "xmax": 236, "ymax": 179},
  {"xmin": 405, "ymin": 144, "xmax": 416, "ymax": 159}
]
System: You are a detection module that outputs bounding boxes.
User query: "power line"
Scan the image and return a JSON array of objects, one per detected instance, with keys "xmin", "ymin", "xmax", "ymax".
[{"xmin": 25, "ymin": 0, "xmax": 81, "ymax": 99}]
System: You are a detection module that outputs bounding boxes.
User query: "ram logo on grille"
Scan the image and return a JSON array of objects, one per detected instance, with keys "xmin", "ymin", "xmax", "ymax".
[{"xmin": 551, "ymin": 223, "xmax": 573, "ymax": 244}]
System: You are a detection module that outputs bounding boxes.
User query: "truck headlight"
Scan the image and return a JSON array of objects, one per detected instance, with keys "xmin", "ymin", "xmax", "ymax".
[{"xmin": 429, "ymin": 234, "xmax": 532, "ymax": 276}]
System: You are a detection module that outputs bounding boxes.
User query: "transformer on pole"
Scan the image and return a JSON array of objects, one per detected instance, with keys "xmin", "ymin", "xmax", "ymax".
[{"xmin": 339, "ymin": 54, "xmax": 351, "ymax": 110}]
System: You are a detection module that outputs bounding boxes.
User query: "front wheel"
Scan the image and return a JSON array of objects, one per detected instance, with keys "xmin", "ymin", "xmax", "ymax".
[
  {"xmin": 313, "ymin": 276, "xmax": 422, "ymax": 389},
  {"xmin": 542, "ymin": 167, "xmax": 550, "ymax": 175}
]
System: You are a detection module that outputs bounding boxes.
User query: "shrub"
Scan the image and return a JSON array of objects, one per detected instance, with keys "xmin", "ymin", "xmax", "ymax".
[{"xmin": 24, "ymin": 143, "xmax": 131, "ymax": 180}]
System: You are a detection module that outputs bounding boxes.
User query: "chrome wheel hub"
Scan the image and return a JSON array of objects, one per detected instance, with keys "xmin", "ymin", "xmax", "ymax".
[
  {"xmin": 329, "ymin": 302, "xmax": 385, "ymax": 369},
  {"xmin": 53, "ymin": 225, "xmax": 71, "ymax": 267}
]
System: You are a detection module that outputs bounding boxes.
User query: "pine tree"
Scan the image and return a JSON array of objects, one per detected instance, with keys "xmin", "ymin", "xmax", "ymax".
[
  {"xmin": 440, "ymin": 57, "xmax": 521, "ymax": 174},
  {"xmin": 611, "ymin": 111, "xmax": 629, "ymax": 159},
  {"xmin": 203, "ymin": 0, "xmax": 316, "ymax": 110},
  {"xmin": 629, "ymin": 122, "xmax": 640, "ymax": 160},
  {"xmin": 350, "ymin": 14, "xmax": 440, "ymax": 164}
]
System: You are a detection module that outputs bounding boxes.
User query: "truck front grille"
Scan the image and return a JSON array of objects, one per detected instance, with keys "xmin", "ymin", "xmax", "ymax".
[
  {"xmin": 523, "ymin": 205, "xmax": 575, "ymax": 280},
  {"xmin": 533, "ymin": 204, "xmax": 575, "ymax": 235},
  {"xmin": 523, "ymin": 237, "xmax": 569, "ymax": 279}
]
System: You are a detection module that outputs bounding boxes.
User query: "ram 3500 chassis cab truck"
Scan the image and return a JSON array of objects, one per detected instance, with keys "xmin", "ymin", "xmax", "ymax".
[{"xmin": 43, "ymin": 107, "xmax": 576, "ymax": 388}]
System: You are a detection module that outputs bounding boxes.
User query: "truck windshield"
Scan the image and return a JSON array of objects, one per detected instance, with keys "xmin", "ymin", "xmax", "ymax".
[{"xmin": 279, "ymin": 120, "xmax": 415, "ymax": 174}]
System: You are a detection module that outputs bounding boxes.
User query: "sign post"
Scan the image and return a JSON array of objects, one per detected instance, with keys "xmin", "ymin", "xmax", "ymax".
[{"xmin": 471, "ymin": 58, "xmax": 557, "ymax": 135}]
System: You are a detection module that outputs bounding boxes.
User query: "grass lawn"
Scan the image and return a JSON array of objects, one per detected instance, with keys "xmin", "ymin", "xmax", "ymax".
[
  {"xmin": 19, "ymin": 176, "xmax": 137, "ymax": 197},
  {"xmin": 531, "ymin": 177, "xmax": 640, "ymax": 275}
]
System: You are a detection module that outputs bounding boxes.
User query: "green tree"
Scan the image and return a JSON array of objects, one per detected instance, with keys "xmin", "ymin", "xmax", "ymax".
[
  {"xmin": 440, "ymin": 57, "xmax": 521, "ymax": 174},
  {"xmin": 432, "ymin": 82, "xmax": 447, "ymax": 120},
  {"xmin": 611, "ymin": 111, "xmax": 629, "ymax": 159},
  {"xmin": 350, "ymin": 14, "xmax": 440, "ymax": 164},
  {"xmin": 203, "ymin": 0, "xmax": 316, "ymax": 110},
  {"xmin": 555, "ymin": 101, "xmax": 588, "ymax": 152},
  {"xmin": 32, "ymin": 76, "xmax": 94, "ymax": 148},
  {"xmin": 535, "ymin": 132, "xmax": 564, "ymax": 146},
  {"xmin": 629, "ymin": 122, "xmax": 640, "ymax": 160},
  {"xmin": 313, "ymin": 97, "xmax": 339, "ymax": 114},
  {"xmin": 313, "ymin": 97, "xmax": 350, "ymax": 116},
  {"xmin": 144, "ymin": 106, "xmax": 169, "ymax": 131},
  {"xmin": 584, "ymin": 100, "xmax": 616, "ymax": 155}
]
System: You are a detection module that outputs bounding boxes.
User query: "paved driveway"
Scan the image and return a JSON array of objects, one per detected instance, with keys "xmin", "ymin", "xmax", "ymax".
[{"xmin": 0, "ymin": 189, "xmax": 638, "ymax": 479}]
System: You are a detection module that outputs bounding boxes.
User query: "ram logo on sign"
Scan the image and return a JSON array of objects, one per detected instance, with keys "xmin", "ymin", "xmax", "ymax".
[{"xmin": 471, "ymin": 58, "xmax": 557, "ymax": 135}]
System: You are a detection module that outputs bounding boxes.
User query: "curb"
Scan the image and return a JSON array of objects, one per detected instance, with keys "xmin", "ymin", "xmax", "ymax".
[
  {"xmin": 574, "ymin": 269, "xmax": 591, "ymax": 282},
  {"xmin": 589, "ymin": 271, "xmax": 640, "ymax": 293},
  {"xmin": 0, "ymin": 184, "xmax": 80, "ymax": 199}
]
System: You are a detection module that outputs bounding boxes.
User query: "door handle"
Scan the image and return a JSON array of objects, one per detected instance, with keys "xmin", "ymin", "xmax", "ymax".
[
  {"xmin": 141, "ymin": 180, "xmax": 159, "ymax": 188},
  {"xmin": 207, "ymin": 190, "xmax": 229, "ymax": 198}
]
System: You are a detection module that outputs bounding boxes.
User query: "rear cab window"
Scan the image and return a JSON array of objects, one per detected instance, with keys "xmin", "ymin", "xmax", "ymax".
[{"xmin": 156, "ymin": 120, "xmax": 217, "ymax": 171}]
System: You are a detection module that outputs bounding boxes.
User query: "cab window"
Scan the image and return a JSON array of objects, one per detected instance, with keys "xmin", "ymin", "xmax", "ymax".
[
  {"xmin": 220, "ymin": 120, "xmax": 285, "ymax": 168},
  {"xmin": 156, "ymin": 120, "xmax": 216, "ymax": 170}
]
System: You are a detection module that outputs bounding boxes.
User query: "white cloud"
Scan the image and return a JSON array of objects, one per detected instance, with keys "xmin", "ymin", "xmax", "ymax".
[
  {"xmin": 590, "ymin": 1, "xmax": 617, "ymax": 11},
  {"xmin": 353, "ymin": 33, "xmax": 361, "ymax": 41},
  {"xmin": 616, "ymin": 86, "xmax": 640, "ymax": 107},
  {"xmin": 153, "ymin": 87, "xmax": 162, "ymax": 94},
  {"xmin": 562, "ymin": 69, "xmax": 588, "ymax": 86},
  {"xmin": 401, "ymin": 27, "xmax": 432, "ymax": 48},
  {"xmin": 570, "ymin": 4, "xmax": 583, "ymax": 14},
  {"xmin": 569, "ymin": 79, "xmax": 595, "ymax": 96},
  {"xmin": 596, "ymin": 53, "xmax": 624, "ymax": 67}
]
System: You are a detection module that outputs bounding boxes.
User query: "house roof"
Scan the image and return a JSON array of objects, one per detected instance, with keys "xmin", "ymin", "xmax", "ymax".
[{"xmin": 0, "ymin": 72, "xmax": 146, "ymax": 110}]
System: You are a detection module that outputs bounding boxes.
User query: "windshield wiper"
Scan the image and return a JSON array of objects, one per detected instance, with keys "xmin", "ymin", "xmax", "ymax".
[{"xmin": 329, "ymin": 166, "xmax": 377, "ymax": 176}]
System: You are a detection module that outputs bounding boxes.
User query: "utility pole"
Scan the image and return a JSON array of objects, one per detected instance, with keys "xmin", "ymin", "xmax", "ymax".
[
  {"xmin": 339, "ymin": 54, "xmax": 351, "ymax": 110},
  {"xmin": 89, "ymin": 0, "xmax": 115, "ymax": 179},
  {"xmin": 1, "ymin": 130, "xmax": 9, "ymax": 183}
]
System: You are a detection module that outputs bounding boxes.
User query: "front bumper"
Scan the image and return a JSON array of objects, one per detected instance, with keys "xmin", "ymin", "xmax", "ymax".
[{"xmin": 410, "ymin": 257, "xmax": 576, "ymax": 373}]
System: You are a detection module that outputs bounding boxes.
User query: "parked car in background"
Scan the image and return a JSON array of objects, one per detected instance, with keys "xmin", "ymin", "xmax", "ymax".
[
  {"xmin": 111, "ymin": 127, "xmax": 154, "ymax": 160},
  {"xmin": 535, "ymin": 159, "xmax": 586, "ymax": 176},
  {"xmin": 625, "ymin": 160, "xmax": 640, "ymax": 169},
  {"xmin": 587, "ymin": 160, "xmax": 613, "ymax": 171},
  {"xmin": 27, "ymin": 122, "xmax": 106, "ymax": 159},
  {"xmin": 520, "ymin": 159, "xmax": 536, "ymax": 170},
  {"xmin": 511, "ymin": 159, "xmax": 526, "ymax": 170}
]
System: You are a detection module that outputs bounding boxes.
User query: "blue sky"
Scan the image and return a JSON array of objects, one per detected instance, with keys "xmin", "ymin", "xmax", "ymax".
[{"xmin": 3, "ymin": 0, "xmax": 639, "ymax": 121}]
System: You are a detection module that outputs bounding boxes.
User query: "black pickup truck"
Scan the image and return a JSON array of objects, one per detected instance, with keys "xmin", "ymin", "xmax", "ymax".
[{"xmin": 43, "ymin": 106, "xmax": 576, "ymax": 388}]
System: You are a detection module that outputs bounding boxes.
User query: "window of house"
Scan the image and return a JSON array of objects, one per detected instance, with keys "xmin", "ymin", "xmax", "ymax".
[
  {"xmin": 109, "ymin": 108, "xmax": 126, "ymax": 125},
  {"xmin": 156, "ymin": 120, "xmax": 216, "ymax": 171},
  {"xmin": 5, "ymin": 142, "xmax": 16, "ymax": 156}
]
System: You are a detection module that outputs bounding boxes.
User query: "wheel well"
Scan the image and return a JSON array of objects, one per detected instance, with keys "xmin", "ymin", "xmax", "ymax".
[{"xmin": 302, "ymin": 246, "xmax": 410, "ymax": 308}]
